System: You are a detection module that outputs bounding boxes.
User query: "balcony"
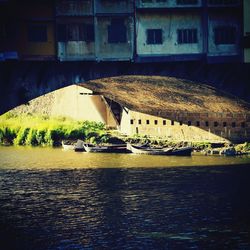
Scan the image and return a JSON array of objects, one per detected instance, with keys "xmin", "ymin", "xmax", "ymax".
[
  {"xmin": 95, "ymin": 0, "xmax": 133, "ymax": 15},
  {"xmin": 136, "ymin": 0, "xmax": 202, "ymax": 9},
  {"xmin": 56, "ymin": 0, "xmax": 93, "ymax": 16}
]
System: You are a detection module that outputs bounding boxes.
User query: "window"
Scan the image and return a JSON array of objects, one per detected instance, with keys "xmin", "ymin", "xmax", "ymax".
[
  {"xmin": 171, "ymin": 120, "xmax": 174, "ymax": 125},
  {"xmin": 188, "ymin": 121, "xmax": 191, "ymax": 126},
  {"xmin": 147, "ymin": 29, "xmax": 163, "ymax": 45},
  {"xmin": 146, "ymin": 120, "xmax": 150, "ymax": 125},
  {"xmin": 241, "ymin": 122, "xmax": 245, "ymax": 128},
  {"xmin": 28, "ymin": 24, "xmax": 47, "ymax": 42},
  {"xmin": 177, "ymin": 29, "xmax": 198, "ymax": 44},
  {"xmin": 214, "ymin": 26, "xmax": 236, "ymax": 45},
  {"xmin": 196, "ymin": 121, "xmax": 200, "ymax": 127},
  {"xmin": 214, "ymin": 121, "xmax": 218, "ymax": 127},
  {"xmin": 223, "ymin": 122, "xmax": 227, "ymax": 127},
  {"xmin": 154, "ymin": 120, "xmax": 158, "ymax": 125},
  {"xmin": 57, "ymin": 23, "xmax": 94, "ymax": 42},
  {"xmin": 163, "ymin": 120, "xmax": 166, "ymax": 125},
  {"xmin": 232, "ymin": 122, "xmax": 236, "ymax": 128},
  {"xmin": 108, "ymin": 18, "xmax": 127, "ymax": 43},
  {"xmin": 138, "ymin": 119, "xmax": 142, "ymax": 125},
  {"xmin": 177, "ymin": 0, "xmax": 198, "ymax": 4},
  {"xmin": 205, "ymin": 121, "xmax": 209, "ymax": 127},
  {"xmin": 130, "ymin": 119, "xmax": 134, "ymax": 125}
]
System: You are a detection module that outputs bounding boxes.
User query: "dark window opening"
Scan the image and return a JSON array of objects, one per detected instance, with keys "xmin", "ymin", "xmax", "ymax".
[
  {"xmin": 130, "ymin": 119, "xmax": 134, "ymax": 125},
  {"xmin": 177, "ymin": 29, "xmax": 198, "ymax": 44},
  {"xmin": 232, "ymin": 122, "xmax": 236, "ymax": 128},
  {"xmin": 188, "ymin": 121, "xmax": 191, "ymax": 126},
  {"xmin": 171, "ymin": 120, "xmax": 174, "ymax": 126},
  {"xmin": 163, "ymin": 120, "xmax": 166, "ymax": 125},
  {"xmin": 146, "ymin": 120, "xmax": 150, "ymax": 125},
  {"xmin": 147, "ymin": 29, "xmax": 163, "ymax": 45},
  {"xmin": 214, "ymin": 121, "xmax": 218, "ymax": 127},
  {"xmin": 241, "ymin": 122, "xmax": 245, "ymax": 128},
  {"xmin": 243, "ymin": 35, "xmax": 250, "ymax": 48},
  {"xmin": 205, "ymin": 121, "xmax": 209, "ymax": 127},
  {"xmin": 138, "ymin": 119, "xmax": 142, "ymax": 125},
  {"xmin": 214, "ymin": 26, "xmax": 237, "ymax": 45},
  {"xmin": 196, "ymin": 121, "xmax": 200, "ymax": 127},
  {"xmin": 108, "ymin": 18, "xmax": 127, "ymax": 43},
  {"xmin": 223, "ymin": 122, "xmax": 227, "ymax": 127},
  {"xmin": 57, "ymin": 23, "xmax": 95, "ymax": 42},
  {"xmin": 154, "ymin": 120, "xmax": 158, "ymax": 125},
  {"xmin": 28, "ymin": 24, "xmax": 47, "ymax": 42}
]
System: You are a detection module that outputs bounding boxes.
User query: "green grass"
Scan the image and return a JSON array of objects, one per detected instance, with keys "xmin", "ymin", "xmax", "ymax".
[{"xmin": 0, "ymin": 112, "xmax": 106, "ymax": 146}]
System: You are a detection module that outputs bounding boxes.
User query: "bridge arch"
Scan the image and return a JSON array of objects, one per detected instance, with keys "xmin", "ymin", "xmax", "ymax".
[{"xmin": 0, "ymin": 61, "xmax": 250, "ymax": 142}]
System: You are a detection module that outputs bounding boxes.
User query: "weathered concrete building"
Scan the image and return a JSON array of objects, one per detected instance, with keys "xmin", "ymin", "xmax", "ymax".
[{"xmin": 0, "ymin": 0, "xmax": 248, "ymax": 63}]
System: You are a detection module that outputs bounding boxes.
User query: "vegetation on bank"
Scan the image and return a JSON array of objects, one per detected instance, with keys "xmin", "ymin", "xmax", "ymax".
[
  {"xmin": 1, "ymin": 113, "xmax": 250, "ymax": 153},
  {"xmin": 0, "ymin": 113, "xmax": 109, "ymax": 146}
]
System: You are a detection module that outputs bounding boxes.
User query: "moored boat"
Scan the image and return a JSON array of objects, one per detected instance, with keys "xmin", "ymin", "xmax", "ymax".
[
  {"xmin": 62, "ymin": 139, "xmax": 85, "ymax": 152},
  {"xmin": 83, "ymin": 143, "xmax": 129, "ymax": 153},
  {"xmin": 127, "ymin": 143, "xmax": 192, "ymax": 156}
]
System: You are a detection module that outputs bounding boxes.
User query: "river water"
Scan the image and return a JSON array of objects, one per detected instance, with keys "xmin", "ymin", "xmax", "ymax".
[{"xmin": 0, "ymin": 146, "xmax": 250, "ymax": 249}]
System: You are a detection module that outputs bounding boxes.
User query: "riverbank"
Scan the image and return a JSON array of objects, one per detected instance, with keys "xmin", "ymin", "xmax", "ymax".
[{"xmin": 1, "ymin": 112, "xmax": 250, "ymax": 155}]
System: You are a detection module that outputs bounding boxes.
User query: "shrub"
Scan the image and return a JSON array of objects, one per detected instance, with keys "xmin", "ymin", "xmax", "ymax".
[
  {"xmin": 25, "ymin": 129, "xmax": 38, "ymax": 146},
  {"xmin": 13, "ymin": 128, "xmax": 30, "ymax": 145}
]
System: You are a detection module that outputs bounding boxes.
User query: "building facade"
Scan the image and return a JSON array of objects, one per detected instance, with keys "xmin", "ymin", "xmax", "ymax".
[{"xmin": 0, "ymin": 0, "xmax": 248, "ymax": 63}]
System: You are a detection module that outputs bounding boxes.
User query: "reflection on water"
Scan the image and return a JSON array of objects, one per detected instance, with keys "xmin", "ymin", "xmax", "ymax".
[
  {"xmin": 0, "ymin": 146, "xmax": 250, "ymax": 169},
  {"xmin": 0, "ymin": 147, "xmax": 250, "ymax": 249}
]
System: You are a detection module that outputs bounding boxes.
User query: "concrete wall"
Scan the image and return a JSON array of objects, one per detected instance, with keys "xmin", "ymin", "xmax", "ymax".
[
  {"xmin": 95, "ymin": 0, "xmax": 133, "ymax": 14},
  {"xmin": 120, "ymin": 109, "xmax": 250, "ymax": 142},
  {"xmin": 207, "ymin": 13, "xmax": 240, "ymax": 56},
  {"xmin": 11, "ymin": 85, "xmax": 118, "ymax": 128},
  {"xmin": 137, "ymin": 0, "xmax": 202, "ymax": 8},
  {"xmin": 95, "ymin": 16, "xmax": 134, "ymax": 61},
  {"xmin": 136, "ymin": 12, "xmax": 203, "ymax": 56},
  {"xmin": 49, "ymin": 86, "xmax": 118, "ymax": 127},
  {"xmin": 244, "ymin": 0, "xmax": 250, "ymax": 63}
]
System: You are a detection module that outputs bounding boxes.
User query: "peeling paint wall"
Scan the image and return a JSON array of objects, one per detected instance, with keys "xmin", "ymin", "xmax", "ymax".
[{"xmin": 136, "ymin": 12, "xmax": 203, "ymax": 56}]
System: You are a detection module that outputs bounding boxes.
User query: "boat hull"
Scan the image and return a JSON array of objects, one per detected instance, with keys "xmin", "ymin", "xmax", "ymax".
[
  {"xmin": 127, "ymin": 144, "xmax": 192, "ymax": 156},
  {"xmin": 83, "ymin": 144, "xmax": 130, "ymax": 153}
]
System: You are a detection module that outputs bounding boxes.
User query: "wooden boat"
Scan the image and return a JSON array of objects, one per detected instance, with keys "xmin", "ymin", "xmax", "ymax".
[
  {"xmin": 62, "ymin": 139, "xmax": 85, "ymax": 152},
  {"xmin": 127, "ymin": 143, "xmax": 193, "ymax": 156},
  {"xmin": 62, "ymin": 140, "xmax": 75, "ymax": 150},
  {"xmin": 74, "ymin": 139, "xmax": 85, "ymax": 152},
  {"xmin": 83, "ymin": 143, "xmax": 129, "ymax": 153}
]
